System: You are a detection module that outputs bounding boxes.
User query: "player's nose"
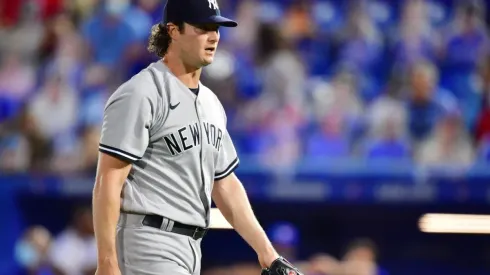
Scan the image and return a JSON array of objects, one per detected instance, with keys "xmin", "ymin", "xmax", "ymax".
[{"xmin": 207, "ymin": 29, "xmax": 220, "ymax": 43}]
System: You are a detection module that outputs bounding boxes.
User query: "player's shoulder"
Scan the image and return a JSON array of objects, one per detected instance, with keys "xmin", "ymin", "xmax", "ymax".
[{"xmin": 107, "ymin": 67, "xmax": 160, "ymax": 104}]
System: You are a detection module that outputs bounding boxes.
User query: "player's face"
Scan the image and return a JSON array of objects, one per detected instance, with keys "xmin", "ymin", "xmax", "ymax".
[{"xmin": 177, "ymin": 23, "xmax": 220, "ymax": 68}]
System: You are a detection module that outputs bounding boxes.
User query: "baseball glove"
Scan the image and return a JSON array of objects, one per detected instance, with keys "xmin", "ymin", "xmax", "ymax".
[{"xmin": 261, "ymin": 257, "xmax": 304, "ymax": 275}]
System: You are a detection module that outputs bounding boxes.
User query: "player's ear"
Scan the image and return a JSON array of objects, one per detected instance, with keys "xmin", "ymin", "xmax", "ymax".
[{"xmin": 167, "ymin": 23, "xmax": 183, "ymax": 40}]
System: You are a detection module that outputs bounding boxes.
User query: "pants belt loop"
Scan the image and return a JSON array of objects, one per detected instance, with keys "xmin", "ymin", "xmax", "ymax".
[
  {"xmin": 166, "ymin": 219, "xmax": 175, "ymax": 232},
  {"xmin": 160, "ymin": 217, "xmax": 169, "ymax": 231},
  {"xmin": 119, "ymin": 212, "xmax": 128, "ymax": 226}
]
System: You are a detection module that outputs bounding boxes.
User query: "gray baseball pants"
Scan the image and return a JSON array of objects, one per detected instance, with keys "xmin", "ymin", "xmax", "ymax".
[{"xmin": 116, "ymin": 213, "xmax": 202, "ymax": 275}]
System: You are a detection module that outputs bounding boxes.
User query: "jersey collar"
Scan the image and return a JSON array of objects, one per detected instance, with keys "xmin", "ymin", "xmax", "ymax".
[{"xmin": 153, "ymin": 60, "xmax": 203, "ymax": 100}]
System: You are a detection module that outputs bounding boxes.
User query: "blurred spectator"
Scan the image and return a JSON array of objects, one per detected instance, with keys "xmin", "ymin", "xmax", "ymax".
[
  {"xmin": 14, "ymin": 225, "xmax": 55, "ymax": 275},
  {"xmin": 404, "ymin": 60, "xmax": 457, "ymax": 141},
  {"xmin": 0, "ymin": 0, "xmax": 24, "ymax": 27},
  {"xmin": 27, "ymin": 74, "xmax": 78, "ymax": 139},
  {"xmin": 307, "ymin": 68, "xmax": 363, "ymax": 157},
  {"xmin": 77, "ymin": 64, "xmax": 109, "ymax": 173},
  {"xmin": 336, "ymin": 0, "xmax": 383, "ymax": 69},
  {"xmin": 229, "ymin": 263, "xmax": 262, "ymax": 275},
  {"xmin": 438, "ymin": 0, "xmax": 489, "ymax": 129},
  {"xmin": 235, "ymin": 23, "xmax": 306, "ymax": 167},
  {"xmin": 68, "ymin": 0, "xmax": 101, "ymax": 22},
  {"xmin": 124, "ymin": 0, "xmax": 160, "ymax": 42},
  {"xmin": 255, "ymin": 107, "xmax": 303, "ymax": 170},
  {"xmin": 0, "ymin": 51, "xmax": 36, "ymax": 121},
  {"xmin": 0, "ymin": 132, "xmax": 31, "ymax": 172},
  {"xmin": 120, "ymin": 0, "xmax": 163, "ymax": 77},
  {"xmin": 281, "ymin": 0, "xmax": 315, "ymax": 42},
  {"xmin": 338, "ymin": 238, "xmax": 388, "ymax": 275},
  {"xmin": 340, "ymin": 260, "xmax": 377, "ymax": 275},
  {"xmin": 27, "ymin": 73, "xmax": 79, "ymax": 172},
  {"xmin": 230, "ymin": 0, "xmax": 259, "ymax": 51},
  {"xmin": 415, "ymin": 111, "xmax": 475, "ymax": 168},
  {"xmin": 306, "ymin": 253, "xmax": 340, "ymax": 275},
  {"xmin": 36, "ymin": 0, "xmax": 65, "ymax": 22},
  {"xmin": 0, "ymin": 1, "xmax": 44, "ymax": 61},
  {"xmin": 226, "ymin": 1, "xmax": 261, "ymax": 102},
  {"xmin": 202, "ymin": 50, "xmax": 239, "ymax": 115},
  {"xmin": 78, "ymin": 64, "xmax": 110, "ymax": 127},
  {"xmin": 81, "ymin": 1, "xmax": 137, "ymax": 70},
  {"xmin": 39, "ymin": 11, "xmax": 85, "ymax": 87},
  {"xmin": 364, "ymin": 78, "xmax": 410, "ymax": 160},
  {"xmin": 268, "ymin": 222, "xmax": 300, "ymax": 262},
  {"xmin": 312, "ymin": 69, "xmax": 364, "ymax": 129},
  {"xmin": 475, "ymin": 55, "xmax": 490, "ymax": 142},
  {"xmin": 266, "ymin": 222, "xmax": 315, "ymax": 273},
  {"xmin": 306, "ymin": 114, "xmax": 350, "ymax": 158},
  {"xmin": 334, "ymin": 0, "xmax": 383, "ymax": 96},
  {"xmin": 280, "ymin": 0, "xmax": 331, "ymax": 78},
  {"xmin": 475, "ymin": 55, "xmax": 490, "ymax": 162},
  {"xmin": 0, "ymin": 104, "xmax": 53, "ymax": 172},
  {"xmin": 48, "ymin": 205, "xmax": 97, "ymax": 275},
  {"xmin": 391, "ymin": 0, "xmax": 438, "ymax": 69},
  {"xmin": 363, "ymin": 117, "xmax": 410, "ymax": 160},
  {"xmin": 254, "ymin": 23, "xmax": 307, "ymax": 112}
]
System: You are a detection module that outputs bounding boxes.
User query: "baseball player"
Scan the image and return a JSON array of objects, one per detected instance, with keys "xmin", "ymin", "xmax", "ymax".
[{"xmin": 92, "ymin": 0, "xmax": 303, "ymax": 274}]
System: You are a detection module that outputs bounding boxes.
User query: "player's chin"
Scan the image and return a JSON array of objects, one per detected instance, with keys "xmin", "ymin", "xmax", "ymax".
[{"xmin": 200, "ymin": 57, "xmax": 214, "ymax": 66}]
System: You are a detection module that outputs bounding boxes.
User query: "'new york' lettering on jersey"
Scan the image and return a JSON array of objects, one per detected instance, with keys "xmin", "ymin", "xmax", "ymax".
[
  {"xmin": 163, "ymin": 121, "xmax": 223, "ymax": 156},
  {"xmin": 98, "ymin": 61, "xmax": 239, "ymax": 228}
]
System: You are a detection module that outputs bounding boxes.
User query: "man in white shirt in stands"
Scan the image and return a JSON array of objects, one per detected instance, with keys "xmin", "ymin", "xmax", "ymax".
[{"xmin": 49, "ymin": 205, "xmax": 97, "ymax": 275}]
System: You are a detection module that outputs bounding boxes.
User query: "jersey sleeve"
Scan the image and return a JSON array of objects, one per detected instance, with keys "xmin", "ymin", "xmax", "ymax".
[
  {"xmin": 214, "ymin": 102, "xmax": 240, "ymax": 181},
  {"xmin": 99, "ymin": 81, "xmax": 155, "ymax": 163},
  {"xmin": 214, "ymin": 127, "xmax": 239, "ymax": 180}
]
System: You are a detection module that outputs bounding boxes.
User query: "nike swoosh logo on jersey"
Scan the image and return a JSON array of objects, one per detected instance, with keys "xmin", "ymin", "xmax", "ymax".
[{"xmin": 169, "ymin": 102, "xmax": 180, "ymax": 110}]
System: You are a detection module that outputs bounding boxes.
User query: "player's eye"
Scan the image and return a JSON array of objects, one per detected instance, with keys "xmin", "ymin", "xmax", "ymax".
[
  {"xmin": 207, "ymin": 25, "xmax": 220, "ymax": 32},
  {"xmin": 193, "ymin": 23, "xmax": 219, "ymax": 33}
]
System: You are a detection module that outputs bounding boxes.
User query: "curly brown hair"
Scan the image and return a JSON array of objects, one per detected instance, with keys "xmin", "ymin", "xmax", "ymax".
[{"xmin": 147, "ymin": 22, "xmax": 185, "ymax": 58}]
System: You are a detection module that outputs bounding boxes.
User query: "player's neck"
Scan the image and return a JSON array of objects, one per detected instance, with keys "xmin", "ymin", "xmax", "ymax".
[{"xmin": 162, "ymin": 56, "xmax": 201, "ymax": 89}]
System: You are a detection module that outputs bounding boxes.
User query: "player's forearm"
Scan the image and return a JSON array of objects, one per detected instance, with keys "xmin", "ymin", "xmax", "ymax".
[
  {"xmin": 93, "ymin": 174, "xmax": 124, "ymax": 263},
  {"xmin": 212, "ymin": 174, "xmax": 277, "ymax": 259}
]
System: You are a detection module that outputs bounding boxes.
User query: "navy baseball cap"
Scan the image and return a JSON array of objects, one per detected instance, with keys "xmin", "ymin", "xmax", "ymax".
[{"xmin": 163, "ymin": 0, "xmax": 238, "ymax": 27}]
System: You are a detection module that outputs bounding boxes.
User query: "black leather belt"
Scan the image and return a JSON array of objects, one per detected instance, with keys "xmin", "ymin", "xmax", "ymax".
[{"xmin": 142, "ymin": 214, "xmax": 208, "ymax": 240}]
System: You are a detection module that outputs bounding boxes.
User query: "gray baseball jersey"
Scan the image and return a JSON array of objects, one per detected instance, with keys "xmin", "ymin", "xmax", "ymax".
[{"xmin": 99, "ymin": 60, "xmax": 239, "ymax": 228}]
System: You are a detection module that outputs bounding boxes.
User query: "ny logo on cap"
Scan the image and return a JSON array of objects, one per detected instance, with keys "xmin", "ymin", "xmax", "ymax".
[{"xmin": 208, "ymin": 0, "xmax": 219, "ymax": 10}]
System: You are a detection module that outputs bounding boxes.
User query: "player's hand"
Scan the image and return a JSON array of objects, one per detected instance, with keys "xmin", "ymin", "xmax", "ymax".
[
  {"xmin": 258, "ymin": 250, "xmax": 280, "ymax": 269},
  {"xmin": 95, "ymin": 258, "xmax": 121, "ymax": 275},
  {"xmin": 260, "ymin": 256, "xmax": 304, "ymax": 275}
]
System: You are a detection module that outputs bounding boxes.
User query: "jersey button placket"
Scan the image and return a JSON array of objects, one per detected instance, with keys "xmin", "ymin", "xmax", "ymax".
[
  {"xmin": 196, "ymin": 102, "xmax": 205, "ymax": 162},
  {"xmin": 196, "ymin": 101, "xmax": 210, "ymax": 204}
]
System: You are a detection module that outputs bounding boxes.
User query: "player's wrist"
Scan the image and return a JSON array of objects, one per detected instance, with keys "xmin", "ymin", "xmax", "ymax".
[
  {"xmin": 257, "ymin": 247, "xmax": 280, "ymax": 268},
  {"xmin": 97, "ymin": 253, "xmax": 119, "ymax": 267}
]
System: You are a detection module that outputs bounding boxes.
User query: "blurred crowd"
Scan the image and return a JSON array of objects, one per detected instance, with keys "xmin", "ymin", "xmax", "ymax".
[
  {"xmin": 201, "ymin": 223, "xmax": 389, "ymax": 275},
  {"xmin": 16, "ymin": 206, "xmax": 386, "ymax": 275},
  {"xmin": 1, "ymin": 0, "xmax": 490, "ymax": 175},
  {"xmin": 15, "ymin": 205, "xmax": 97, "ymax": 275}
]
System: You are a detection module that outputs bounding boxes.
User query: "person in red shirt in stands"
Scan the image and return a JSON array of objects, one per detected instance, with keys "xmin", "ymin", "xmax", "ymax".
[
  {"xmin": 475, "ymin": 55, "xmax": 490, "ymax": 143},
  {"xmin": 0, "ymin": 0, "xmax": 23, "ymax": 27}
]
